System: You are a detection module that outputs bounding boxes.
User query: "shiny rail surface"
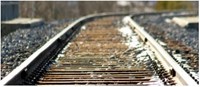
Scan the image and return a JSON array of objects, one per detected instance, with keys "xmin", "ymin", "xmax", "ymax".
[
  {"xmin": 0, "ymin": 12, "xmax": 131, "ymax": 85},
  {"xmin": 0, "ymin": 11, "xmax": 198, "ymax": 86},
  {"xmin": 123, "ymin": 16, "xmax": 198, "ymax": 85}
]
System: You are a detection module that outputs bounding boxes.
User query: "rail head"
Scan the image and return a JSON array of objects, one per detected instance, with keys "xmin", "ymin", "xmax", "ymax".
[
  {"xmin": 123, "ymin": 16, "xmax": 198, "ymax": 86},
  {"xmin": 0, "ymin": 12, "xmax": 131, "ymax": 85},
  {"xmin": 0, "ymin": 13, "xmax": 91, "ymax": 86}
]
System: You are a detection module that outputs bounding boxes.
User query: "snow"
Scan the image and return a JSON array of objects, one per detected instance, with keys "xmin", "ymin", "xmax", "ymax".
[{"xmin": 118, "ymin": 26, "xmax": 141, "ymax": 48}]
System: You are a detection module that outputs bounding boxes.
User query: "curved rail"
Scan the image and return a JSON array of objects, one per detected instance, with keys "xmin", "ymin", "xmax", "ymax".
[
  {"xmin": 0, "ymin": 11, "xmax": 197, "ymax": 85},
  {"xmin": 123, "ymin": 16, "xmax": 198, "ymax": 85},
  {"xmin": 0, "ymin": 12, "xmax": 131, "ymax": 85}
]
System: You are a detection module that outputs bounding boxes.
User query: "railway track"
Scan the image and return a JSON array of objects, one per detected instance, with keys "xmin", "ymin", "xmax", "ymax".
[
  {"xmin": 37, "ymin": 17, "xmax": 163, "ymax": 85},
  {"xmin": 0, "ymin": 12, "xmax": 198, "ymax": 86}
]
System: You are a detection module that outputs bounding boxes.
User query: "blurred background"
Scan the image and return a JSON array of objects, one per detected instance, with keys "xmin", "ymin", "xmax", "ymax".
[{"xmin": 2, "ymin": 1, "xmax": 198, "ymax": 21}]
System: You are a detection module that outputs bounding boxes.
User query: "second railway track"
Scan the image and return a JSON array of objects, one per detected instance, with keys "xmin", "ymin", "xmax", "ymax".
[{"xmin": 0, "ymin": 12, "xmax": 198, "ymax": 86}]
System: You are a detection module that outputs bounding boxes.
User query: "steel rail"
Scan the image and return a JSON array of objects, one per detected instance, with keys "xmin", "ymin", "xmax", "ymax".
[
  {"xmin": 0, "ymin": 12, "xmax": 131, "ymax": 85},
  {"xmin": 123, "ymin": 16, "xmax": 198, "ymax": 86},
  {"xmin": 0, "ymin": 11, "xmax": 197, "ymax": 85}
]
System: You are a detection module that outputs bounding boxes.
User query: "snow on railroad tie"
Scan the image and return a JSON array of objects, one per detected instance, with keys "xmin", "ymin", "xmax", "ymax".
[
  {"xmin": 118, "ymin": 24, "xmax": 165, "ymax": 86},
  {"xmin": 118, "ymin": 26, "xmax": 141, "ymax": 48}
]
